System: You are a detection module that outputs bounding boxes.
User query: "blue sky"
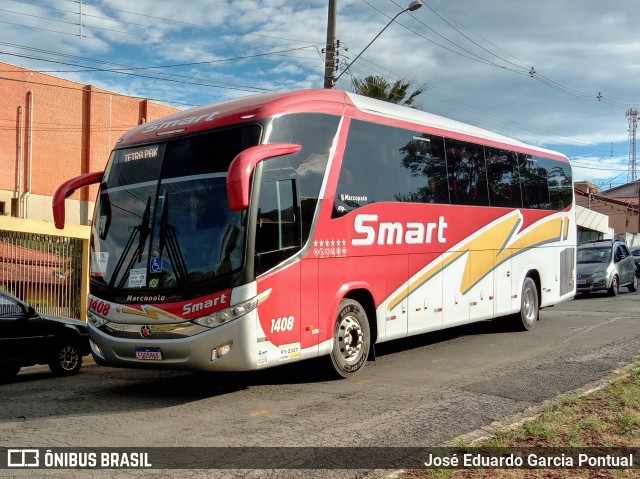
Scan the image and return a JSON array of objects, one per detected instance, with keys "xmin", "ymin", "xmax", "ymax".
[{"xmin": 1, "ymin": 0, "xmax": 638, "ymax": 190}]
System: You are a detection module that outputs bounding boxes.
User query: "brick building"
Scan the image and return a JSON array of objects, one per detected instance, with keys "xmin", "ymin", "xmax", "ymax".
[{"xmin": 0, "ymin": 61, "xmax": 179, "ymax": 225}]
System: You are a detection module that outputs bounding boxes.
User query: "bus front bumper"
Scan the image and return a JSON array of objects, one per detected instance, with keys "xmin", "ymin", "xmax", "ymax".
[{"xmin": 88, "ymin": 313, "xmax": 258, "ymax": 372}]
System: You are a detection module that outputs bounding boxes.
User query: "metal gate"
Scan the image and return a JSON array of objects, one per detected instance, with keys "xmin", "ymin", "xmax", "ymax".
[{"xmin": 0, "ymin": 230, "xmax": 83, "ymax": 319}]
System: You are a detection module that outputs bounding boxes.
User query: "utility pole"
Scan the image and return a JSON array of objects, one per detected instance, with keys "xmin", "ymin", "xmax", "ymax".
[
  {"xmin": 628, "ymin": 108, "xmax": 640, "ymax": 233},
  {"xmin": 323, "ymin": 0, "xmax": 337, "ymax": 88},
  {"xmin": 78, "ymin": 0, "xmax": 83, "ymax": 38},
  {"xmin": 627, "ymin": 108, "xmax": 638, "ymax": 182}
]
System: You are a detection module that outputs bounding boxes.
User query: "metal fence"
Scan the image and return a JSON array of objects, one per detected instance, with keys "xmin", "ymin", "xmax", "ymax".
[{"xmin": 0, "ymin": 230, "xmax": 83, "ymax": 319}]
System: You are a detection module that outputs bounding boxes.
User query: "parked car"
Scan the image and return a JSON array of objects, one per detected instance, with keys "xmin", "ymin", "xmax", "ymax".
[
  {"xmin": 576, "ymin": 240, "xmax": 638, "ymax": 296},
  {"xmin": 0, "ymin": 290, "xmax": 90, "ymax": 380},
  {"xmin": 630, "ymin": 245, "xmax": 640, "ymax": 277}
]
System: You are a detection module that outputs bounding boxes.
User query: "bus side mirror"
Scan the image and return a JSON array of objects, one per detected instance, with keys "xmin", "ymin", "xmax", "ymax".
[
  {"xmin": 227, "ymin": 143, "xmax": 301, "ymax": 211},
  {"xmin": 52, "ymin": 171, "xmax": 104, "ymax": 229}
]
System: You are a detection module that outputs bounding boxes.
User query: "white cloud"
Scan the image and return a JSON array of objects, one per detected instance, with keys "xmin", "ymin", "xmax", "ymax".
[{"xmin": 2, "ymin": 0, "xmax": 639, "ymax": 186}]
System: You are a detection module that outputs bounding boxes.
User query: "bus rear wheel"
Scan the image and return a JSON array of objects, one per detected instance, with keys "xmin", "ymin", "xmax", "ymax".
[
  {"xmin": 516, "ymin": 277, "xmax": 539, "ymax": 331},
  {"xmin": 329, "ymin": 299, "xmax": 370, "ymax": 378}
]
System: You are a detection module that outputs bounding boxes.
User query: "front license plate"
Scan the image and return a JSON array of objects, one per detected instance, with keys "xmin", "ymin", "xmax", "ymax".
[
  {"xmin": 135, "ymin": 347, "xmax": 162, "ymax": 360},
  {"xmin": 577, "ymin": 280, "xmax": 587, "ymax": 285}
]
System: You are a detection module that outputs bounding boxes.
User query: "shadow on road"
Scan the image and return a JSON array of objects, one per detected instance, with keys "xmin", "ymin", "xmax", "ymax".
[
  {"xmin": 373, "ymin": 314, "xmax": 520, "ymax": 359},
  {"xmin": 0, "ymin": 315, "xmax": 534, "ymax": 421}
]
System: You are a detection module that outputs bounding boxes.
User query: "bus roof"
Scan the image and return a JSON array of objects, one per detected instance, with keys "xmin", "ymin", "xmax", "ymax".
[{"xmin": 116, "ymin": 89, "xmax": 566, "ymax": 160}]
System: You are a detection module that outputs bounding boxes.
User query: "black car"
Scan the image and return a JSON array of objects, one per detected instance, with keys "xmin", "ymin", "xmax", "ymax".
[{"xmin": 0, "ymin": 290, "xmax": 90, "ymax": 380}]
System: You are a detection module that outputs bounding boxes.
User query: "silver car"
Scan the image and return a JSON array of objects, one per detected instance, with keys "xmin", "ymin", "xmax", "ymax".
[{"xmin": 576, "ymin": 240, "xmax": 638, "ymax": 296}]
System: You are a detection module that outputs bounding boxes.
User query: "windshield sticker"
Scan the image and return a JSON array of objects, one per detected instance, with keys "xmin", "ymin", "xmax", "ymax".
[
  {"xmin": 128, "ymin": 268, "xmax": 147, "ymax": 288},
  {"xmin": 90, "ymin": 252, "xmax": 109, "ymax": 277},
  {"xmin": 150, "ymin": 257, "xmax": 163, "ymax": 273}
]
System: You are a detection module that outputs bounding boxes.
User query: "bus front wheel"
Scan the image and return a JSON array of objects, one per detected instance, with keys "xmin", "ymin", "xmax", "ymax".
[
  {"xmin": 329, "ymin": 299, "xmax": 371, "ymax": 378},
  {"xmin": 516, "ymin": 277, "xmax": 539, "ymax": 331}
]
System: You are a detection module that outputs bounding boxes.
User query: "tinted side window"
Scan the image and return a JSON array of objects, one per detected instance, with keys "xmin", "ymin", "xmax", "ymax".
[
  {"xmin": 539, "ymin": 157, "xmax": 573, "ymax": 210},
  {"xmin": 266, "ymin": 114, "xmax": 341, "ymax": 244},
  {"xmin": 254, "ymin": 175, "xmax": 300, "ymax": 275},
  {"xmin": 445, "ymin": 139, "xmax": 489, "ymax": 206},
  {"xmin": 0, "ymin": 294, "xmax": 24, "ymax": 318},
  {"xmin": 334, "ymin": 121, "xmax": 402, "ymax": 215},
  {"xmin": 618, "ymin": 244, "xmax": 631, "ymax": 259},
  {"xmin": 518, "ymin": 155, "xmax": 551, "ymax": 209},
  {"xmin": 397, "ymin": 131, "xmax": 449, "ymax": 204},
  {"xmin": 485, "ymin": 147, "xmax": 522, "ymax": 208}
]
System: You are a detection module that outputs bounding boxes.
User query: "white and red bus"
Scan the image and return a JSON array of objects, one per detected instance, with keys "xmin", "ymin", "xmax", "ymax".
[{"xmin": 54, "ymin": 89, "xmax": 576, "ymax": 378}]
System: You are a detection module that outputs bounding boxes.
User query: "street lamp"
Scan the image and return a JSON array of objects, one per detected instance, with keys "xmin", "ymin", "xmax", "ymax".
[{"xmin": 333, "ymin": 0, "xmax": 422, "ymax": 86}]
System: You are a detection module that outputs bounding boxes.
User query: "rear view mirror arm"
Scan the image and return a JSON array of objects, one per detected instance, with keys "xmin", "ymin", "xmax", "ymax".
[
  {"xmin": 227, "ymin": 143, "xmax": 301, "ymax": 211},
  {"xmin": 52, "ymin": 171, "xmax": 104, "ymax": 229}
]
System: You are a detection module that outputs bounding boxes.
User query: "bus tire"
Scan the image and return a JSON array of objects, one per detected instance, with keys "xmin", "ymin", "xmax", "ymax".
[
  {"xmin": 516, "ymin": 277, "xmax": 538, "ymax": 331},
  {"xmin": 329, "ymin": 299, "xmax": 371, "ymax": 378}
]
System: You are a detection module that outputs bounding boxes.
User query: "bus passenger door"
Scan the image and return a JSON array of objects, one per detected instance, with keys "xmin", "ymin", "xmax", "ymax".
[
  {"xmin": 468, "ymin": 250, "xmax": 495, "ymax": 322},
  {"xmin": 407, "ymin": 254, "xmax": 443, "ymax": 335},
  {"xmin": 254, "ymin": 168, "xmax": 302, "ymax": 365},
  {"xmin": 383, "ymin": 255, "xmax": 408, "ymax": 341},
  {"xmin": 441, "ymin": 248, "xmax": 470, "ymax": 328},
  {"xmin": 494, "ymin": 251, "xmax": 514, "ymax": 317}
]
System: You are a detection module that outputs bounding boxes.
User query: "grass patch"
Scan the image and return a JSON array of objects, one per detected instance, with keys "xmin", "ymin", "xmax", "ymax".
[{"xmin": 402, "ymin": 364, "xmax": 640, "ymax": 479}]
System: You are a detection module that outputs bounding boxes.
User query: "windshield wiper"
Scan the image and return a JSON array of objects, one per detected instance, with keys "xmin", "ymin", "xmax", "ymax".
[
  {"xmin": 158, "ymin": 194, "xmax": 189, "ymax": 296},
  {"xmin": 110, "ymin": 197, "xmax": 152, "ymax": 289}
]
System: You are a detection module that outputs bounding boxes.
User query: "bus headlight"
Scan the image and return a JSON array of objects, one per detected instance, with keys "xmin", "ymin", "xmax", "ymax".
[
  {"xmin": 88, "ymin": 311, "xmax": 108, "ymax": 327},
  {"xmin": 192, "ymin": 289, "xmax": 270, "ymax": 329}
]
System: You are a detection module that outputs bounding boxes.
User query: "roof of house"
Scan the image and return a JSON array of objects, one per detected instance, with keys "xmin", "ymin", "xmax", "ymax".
[{"xmin": 0, "ymin": 242, "xmax": 70, "ymax": 285}]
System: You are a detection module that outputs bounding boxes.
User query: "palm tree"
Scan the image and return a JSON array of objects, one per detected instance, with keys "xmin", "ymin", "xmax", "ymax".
[{"xmin": 351, "ymin": 75, "xmax": 430, "ymax": 107}]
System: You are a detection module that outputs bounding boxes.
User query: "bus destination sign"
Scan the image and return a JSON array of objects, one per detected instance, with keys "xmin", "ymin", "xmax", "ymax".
[{"xmin": 122, "ymin": 146, "xmax": 160, "ymax": 163}]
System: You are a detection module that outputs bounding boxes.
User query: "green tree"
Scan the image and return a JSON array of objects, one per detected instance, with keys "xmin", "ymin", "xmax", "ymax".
[{"xmin": 351, "ymin": 75, "xmax": 429, "ymax": 107}]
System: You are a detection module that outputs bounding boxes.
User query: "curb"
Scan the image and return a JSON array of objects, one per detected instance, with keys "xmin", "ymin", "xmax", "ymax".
[
  {"xmin": 443, "ymin": 356, "xmax": 640, "ymax": 446},
  {"xmin": 376, "ymin": 358, "xmax": 640, "ymax": 479}
]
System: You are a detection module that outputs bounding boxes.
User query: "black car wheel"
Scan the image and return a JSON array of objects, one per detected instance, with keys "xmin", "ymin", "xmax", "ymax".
[{"xmin": 48, "ymin": 342, "xmax": 82, "ymax": 376}]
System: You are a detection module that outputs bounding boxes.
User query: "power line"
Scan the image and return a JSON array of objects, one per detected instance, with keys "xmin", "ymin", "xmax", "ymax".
[
  {"xmin": 389, "ymin": 0, "xmax": 530, "ymax": 73},
  {"xmin": 10, "ymin": 0, "xmax": 321, "ymax": 47},
  {"xmin": 0, "ymin": 44, "xmax": 319, "ymax": 93},
  {"xmin": 0, "ymin": 74, "xmax": 199, "ymax": 107},
  {"xmin": 2, "ymin": 0, "xmax": 325, "ymax": 80},
  {"xmin": 410, "ymin": 0, "xmax": 640, "ymax": 106},
  {"xmin": 352, "ymin": 0, "xmax": 639, "ymax": 107},
  {"xmin": 0, "ymin": 45, "xmax": 315, "ymax": 75}
]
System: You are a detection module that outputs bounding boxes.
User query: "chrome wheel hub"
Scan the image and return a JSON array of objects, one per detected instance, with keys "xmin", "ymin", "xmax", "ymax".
[{"xmin": 337, "ymin": 315, "xmax": 363, "ymax": 362}]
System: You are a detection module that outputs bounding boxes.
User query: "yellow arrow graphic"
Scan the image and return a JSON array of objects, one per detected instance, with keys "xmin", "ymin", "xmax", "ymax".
[{"xmin": 388, "ymin": 212, "xmax": 565, "ymax": 311}]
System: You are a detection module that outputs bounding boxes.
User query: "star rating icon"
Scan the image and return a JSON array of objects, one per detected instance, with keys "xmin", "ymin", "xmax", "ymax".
[{"xmin": 312, "ymin": 238, "xmax": 348, "ymax": 257}]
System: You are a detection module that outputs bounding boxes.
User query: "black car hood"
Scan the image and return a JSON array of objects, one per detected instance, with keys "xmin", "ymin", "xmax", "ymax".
[{"xmin": 39, "ymin": 314, "xmax": 88, "ymax": 329}]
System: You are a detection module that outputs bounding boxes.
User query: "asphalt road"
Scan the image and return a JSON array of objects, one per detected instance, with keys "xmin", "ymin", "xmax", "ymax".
[{"xmin": 1, "ymin": 290, "xmax": 639, "ymax": 478}]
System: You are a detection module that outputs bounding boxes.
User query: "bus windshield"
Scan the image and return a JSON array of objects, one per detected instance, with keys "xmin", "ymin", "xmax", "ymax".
[{"xmin": 90, "ymin": 124, "xmax": 261, "ymax": 294}]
